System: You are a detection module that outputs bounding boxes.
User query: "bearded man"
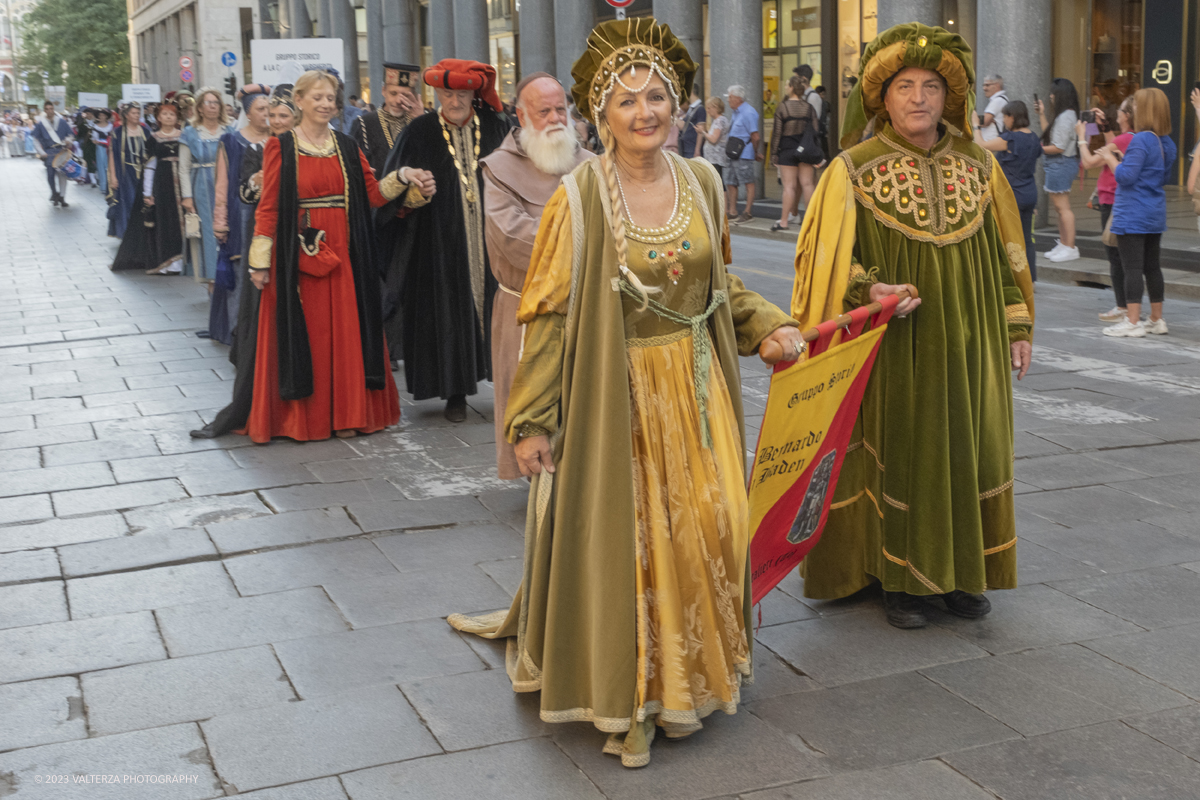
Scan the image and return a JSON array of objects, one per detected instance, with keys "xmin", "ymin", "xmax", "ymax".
[
  {"xmin": 352, "ymin": 63, "xmax": 422, "ymax": 177},
  {"xmin": 377, "ymin": 60, "xmax": 510, "ymax": 422},
  {"xmin": 480, "ymin": 73, "xmax": 592, "ymax": 478},
  {"xmin": 791, "ymin": 24, "xmax": 1035, "ymax": 629}
]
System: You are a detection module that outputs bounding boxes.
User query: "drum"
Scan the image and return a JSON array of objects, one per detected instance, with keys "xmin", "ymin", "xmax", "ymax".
[{"xmin": 51, "ymin": 150, "xmax": 87, "ymax": 181}]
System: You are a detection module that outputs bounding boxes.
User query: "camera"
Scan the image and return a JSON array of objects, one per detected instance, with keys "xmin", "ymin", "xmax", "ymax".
[{"xmin": 1081, "ymin": 110, "xmax": 1095, "ymax": 123}]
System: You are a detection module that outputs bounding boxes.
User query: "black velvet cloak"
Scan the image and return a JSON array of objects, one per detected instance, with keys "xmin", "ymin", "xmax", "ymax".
[{"xmin": 376, "ymin": 105, "xmax": 509, "ymax": 400}]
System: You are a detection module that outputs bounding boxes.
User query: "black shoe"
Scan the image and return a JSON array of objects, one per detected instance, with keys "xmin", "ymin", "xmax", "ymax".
[
  {"xmin": 770, "ymin": 223, "xmax": 789, "ymax": 232},
  {"xmin": 59, "ymin": 199, "xmax": 69, "ymax": 208},
  {"xmin": 940, "ymin": 590, "xmax": 991, "ymax": 619},
  {"xmin": 390, "ymin": 359, "xmax": 400, "ymax": 372},
  {"xmin": 50, "ymin": 194, "xmax": 60, "ymax": 206},
  {"xmin": 444, "ymin": 395, "xmax": 467, "ymax": 423},
  {"xmin": 883, "ymin": 591, "xmax": 928, "ymax": 629}
]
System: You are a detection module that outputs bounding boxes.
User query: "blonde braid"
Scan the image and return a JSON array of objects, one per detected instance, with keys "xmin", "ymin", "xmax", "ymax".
[{"xmin": 597, "ymin": 121, "xmax": 659, "ymax": 310}]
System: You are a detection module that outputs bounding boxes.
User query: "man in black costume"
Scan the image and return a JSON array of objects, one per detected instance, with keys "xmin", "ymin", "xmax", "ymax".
[
  {"xmin": 352, "ymin": 62, "xmax": 422, "ymax": 177},
  {"xmin": 377, "ymin": 59, "xmax": 510, "ymax": 422}
]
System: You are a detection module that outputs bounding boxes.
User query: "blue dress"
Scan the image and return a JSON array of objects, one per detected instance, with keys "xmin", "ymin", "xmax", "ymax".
[
  {"xmin": 996, "ymin": 131, "xmax": 1042, "ymax": 211},
  {"xmin": 181, "ymin": 124, "xmax": 231, "ymax": 281},
  {"xmin": 209, "ymin": 130, "xmax": 253, "ymax": 345},
  {"xmin": 108, "ymin": 124, "xmax": 152, "ymax": 239}
]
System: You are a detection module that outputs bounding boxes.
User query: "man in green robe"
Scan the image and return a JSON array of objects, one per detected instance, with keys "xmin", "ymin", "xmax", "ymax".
[{"xmin": 790, "ymin": 23, "xmax": 1035, "ymax": 629}]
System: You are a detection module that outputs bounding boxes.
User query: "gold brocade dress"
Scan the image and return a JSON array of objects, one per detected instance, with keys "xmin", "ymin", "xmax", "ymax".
[
  {"xmin": 452, "ymin": 154, "xmax": 798, "ymax": 770},
  {"xmin": 620, "ymin": 181, "xmax": 752, "ymax": 744}
]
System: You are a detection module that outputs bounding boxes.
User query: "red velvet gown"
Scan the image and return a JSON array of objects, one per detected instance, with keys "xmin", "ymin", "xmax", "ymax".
[{"xmin": 245, "ymin": 136, "xmax": 400, "ymax": 443}]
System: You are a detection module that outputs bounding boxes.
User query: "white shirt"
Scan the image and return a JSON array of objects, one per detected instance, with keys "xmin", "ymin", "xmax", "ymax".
[{"xmin": 979, "ymin": 91, "xmax": 1008, "ymax": 141}]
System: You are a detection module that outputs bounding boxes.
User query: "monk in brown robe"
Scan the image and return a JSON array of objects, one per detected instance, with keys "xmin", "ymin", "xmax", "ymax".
[{"xmin": 481, "ymin": 73, "xmax": 592, "ymax": 478}]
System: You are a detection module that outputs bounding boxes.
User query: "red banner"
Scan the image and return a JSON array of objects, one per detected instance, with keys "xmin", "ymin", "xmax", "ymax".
[{"xmin": 748, "ymin": 295, "xmax": 898, "ymax": 605}]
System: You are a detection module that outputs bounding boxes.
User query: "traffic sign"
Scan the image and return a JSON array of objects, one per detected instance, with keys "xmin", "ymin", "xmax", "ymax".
[
  {"xmin": 606, "ymin": 0, "xmax": 636, "ymax": 6},
  {"xmin": 179, "ymin": 56, "xmax": 192, "ymax": 69},
  {"xmin": 180, "ymin": 69, "xmax": 194, "ymax": 83},
  {"xmin": 221, "ymin": 51, "xmax": 238, "ymax": 67}
]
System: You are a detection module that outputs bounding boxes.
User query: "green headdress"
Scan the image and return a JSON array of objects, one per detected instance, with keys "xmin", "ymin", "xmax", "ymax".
[
  {"xmin": 840, "ymin": 23, "xmax": 975, "ymax": 150},
  {"xmin": 570, "ymin": 17, "xmax": 697, "ymax": 125}
]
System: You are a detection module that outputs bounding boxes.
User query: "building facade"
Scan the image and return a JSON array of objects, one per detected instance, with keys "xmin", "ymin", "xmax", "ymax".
[
  {"xmin": 128, "ymin": 0, "xmax": 257, "ymax": 95},
  {"xmin": 0, "ymin": 0, "xmax": 36, "ymax": 106}
]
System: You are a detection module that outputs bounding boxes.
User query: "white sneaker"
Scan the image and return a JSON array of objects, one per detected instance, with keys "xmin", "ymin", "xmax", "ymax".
[
  {"xmin": 1103, "ymin": 319, "xmax": 1146, "ymax": 338},
  {"xmin": 788, "ymin": 212, "xmax": 801, "ymax": 224},
  {"xmin": 1098, "ymin": 306, "xmax": 1126, "ymax": 322},
  {"xmin": 1145, "ymin": 317, "xmax": 1169, "ymax": 335},
  {"xmin": 1047, "ymin": 246, "xmax": 1080, "ymax": 263},
  {"xmin": 1045, "ymin": 240, "xmax": 1065, "ymax": 257}
]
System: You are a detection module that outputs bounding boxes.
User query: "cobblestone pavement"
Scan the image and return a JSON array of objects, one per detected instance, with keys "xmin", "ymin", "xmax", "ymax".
[{"xmin": 3, "ymin": 156, "xmax": 1200, "ymax": 799}]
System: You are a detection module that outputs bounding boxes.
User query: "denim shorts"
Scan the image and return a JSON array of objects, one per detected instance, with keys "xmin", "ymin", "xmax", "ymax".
[
  {"xmin": 1043, "ymin": 156, "xmax": 1078, "ymax": 194},
  {"xmin": 723, "ymin": 159, "xmax": 755, "ymax": 187}
]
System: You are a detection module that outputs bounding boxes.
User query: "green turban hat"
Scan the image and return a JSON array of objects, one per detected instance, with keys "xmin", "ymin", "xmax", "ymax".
[{"xmin": 840, "ymin": 23, "xmax": 975, "ymax": 150}]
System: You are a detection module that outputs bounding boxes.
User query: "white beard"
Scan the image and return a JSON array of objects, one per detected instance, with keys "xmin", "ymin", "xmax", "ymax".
[{"xmin": 520, "ymin": 122, "xmax": 579, "ymax": 176}]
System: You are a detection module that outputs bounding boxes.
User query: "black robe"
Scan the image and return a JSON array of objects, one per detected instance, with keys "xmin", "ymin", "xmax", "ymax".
[
  {"xmin": 351, "ymin": 110, "xmax": 407, "ymax": 178},
  {"xmin": 376, "ymin": 105, "xmax": 509, "ymax": 400},
  {"xmin": 147, "ymin": 134, "xmax": 186, "ymax": 273},
  {"xmin": 110, "ymin": 125, "xmax": 155, "ymax": 271},
  {"xmin": 192, "ymin": 144, "xmax": 266, "ymax": 439}
]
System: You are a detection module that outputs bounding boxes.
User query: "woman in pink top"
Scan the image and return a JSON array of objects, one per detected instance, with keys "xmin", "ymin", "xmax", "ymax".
[{"xmin": 1079, "ymin": 97, "xmax": 1134, "ymax": 322}]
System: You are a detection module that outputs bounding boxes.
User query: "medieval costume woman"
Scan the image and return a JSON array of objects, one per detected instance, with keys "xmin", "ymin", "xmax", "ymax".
[
  {"xmin": 209, "ymin": 84, "xmax": 273, "ymax": 345},
  {"xmin": 790, "ymin": 24, "xmax": 1035, "ymax": 627},
  {"xmin": 240, "ymin": 70, "xmax": 424, "ymax": 443},
  {"xmin": 91, "ymin": 110, "xmax": 113, "ymax": 195},
  {"xmin": 141, "ymin": 95, "xmax": 187, "ymax": 275},
  {"xmin": 449, "ymin": 19, "xmax": 801, "ymax": 768},
  {"xmin": 181, "ymin": 89, "xmax": 234, "ymax": 284},
  {"xmin": 108, "ymin": 104, "xmax": 155, "ymax": 270},
  {"xmin": 192, "ymin": 85, "xmax": 297, "ymax": 440}
]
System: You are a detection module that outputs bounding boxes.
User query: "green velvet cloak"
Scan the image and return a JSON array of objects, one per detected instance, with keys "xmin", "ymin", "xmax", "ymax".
[{"xmin": 798, "ymin": 124, "xmax": 1033, "ymax": 599}]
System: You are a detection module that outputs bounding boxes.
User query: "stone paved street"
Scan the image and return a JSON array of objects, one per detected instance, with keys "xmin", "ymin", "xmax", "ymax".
[{"xmin": 3, "ymin": 154, "xmax": 1200, "ymax": 799}]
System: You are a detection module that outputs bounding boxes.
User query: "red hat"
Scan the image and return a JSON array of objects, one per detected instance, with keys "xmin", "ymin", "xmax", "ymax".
[{"xmin": 423, "ymin": 59, "xmax": 503, "ymax": 113}]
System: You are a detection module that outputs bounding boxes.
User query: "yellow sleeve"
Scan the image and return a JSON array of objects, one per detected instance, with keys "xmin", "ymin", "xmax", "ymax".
[
  {"xmin": 503, "ymin": 314, "xmax": 564, "ymax": 443},
  {"xmin": 517, "ymin": 185, "xmax": 573, "ymax": 323},
  {"xmin": 791, "ymin": 157, "xmax": 859, "ymax": 330},
  {"xmin": 987, "ymin": 153, "xmax": 1036, "ymax": 330}
]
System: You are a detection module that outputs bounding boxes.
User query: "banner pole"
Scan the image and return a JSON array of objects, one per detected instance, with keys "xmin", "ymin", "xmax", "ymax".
[{"xmin": 759, "ymin": 285, "xmax": 918, "ymax": 365}]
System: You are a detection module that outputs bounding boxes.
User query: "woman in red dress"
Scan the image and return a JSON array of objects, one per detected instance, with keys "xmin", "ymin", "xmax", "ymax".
[{"xmin": 245, "ymin": 70, "xmax": 435, "ymax": 443}]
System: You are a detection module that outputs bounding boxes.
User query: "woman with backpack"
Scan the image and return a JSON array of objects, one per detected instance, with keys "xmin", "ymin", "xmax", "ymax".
[
  {"xmin": 1097, "ymin": 88, "xmax": 1176, "ymax": 338},
  {"xmin": 769, "ymin": 75, "xmax": 822, "ymax": 232}
]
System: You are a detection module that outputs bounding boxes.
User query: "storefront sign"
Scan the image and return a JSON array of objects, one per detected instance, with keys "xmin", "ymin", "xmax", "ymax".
[
  {"xmin": 1152, "ymin": 59, "xmax": 1173, "ymax": 84},
  {"xmin": 44, "ymin": 85, "xmax": 66, "ymax": 109},
  {"xmin": 250, "ymin": 39, "xmax": 344, "ymax": 85},
  {"xmin": 77, "ymin": 92, "xmax": 108, "ymax": 109},
  {"xmin": 793, "ymin": 8, "xmax": 819, "ymax": 30},
  {"xmin": 122, "ymin": 84, "xmax": 162, "ymax": 103}
]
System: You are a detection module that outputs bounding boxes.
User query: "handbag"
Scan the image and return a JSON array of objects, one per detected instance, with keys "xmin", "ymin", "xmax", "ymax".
[
  {"xmin": 1101, "ymin": 215, "xmax": 1117, "ymax": 247},
  {"xmin": 794, "ymin": 105, "xmax": 825, "ymax": 165},
  {"xmin": 184, "ymin": 212, "xmax": 201, "ymax": 239},
  {"xmin": 725, "ymin": 135, "xmax": 747, "ymax": 161}
]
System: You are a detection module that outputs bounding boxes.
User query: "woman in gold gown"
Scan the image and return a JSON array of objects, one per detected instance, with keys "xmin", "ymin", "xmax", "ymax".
[{"xmin": 450, "ymin": 19, "xmax": 803, "ymax": 767}]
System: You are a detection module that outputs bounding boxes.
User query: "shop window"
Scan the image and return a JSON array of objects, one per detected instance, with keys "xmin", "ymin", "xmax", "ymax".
[
  {"xmin": 764, "ymin": 1, "xmax": 778, "ymax": 49},
  {"xmin": 1091, "ymin": 0, "xmax": 1142, "ymax": 110}
]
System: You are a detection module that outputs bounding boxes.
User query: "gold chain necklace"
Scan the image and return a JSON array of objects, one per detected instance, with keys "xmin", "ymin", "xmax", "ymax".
[{"xmin": 440, "ymin": 114, "xmax": 481, "ymax": 203}]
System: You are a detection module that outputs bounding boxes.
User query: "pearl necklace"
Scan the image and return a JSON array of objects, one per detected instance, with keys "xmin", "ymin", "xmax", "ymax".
[{"xmin": 614, "ymin": 155, "xmax": 686, "ymax": 243}]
